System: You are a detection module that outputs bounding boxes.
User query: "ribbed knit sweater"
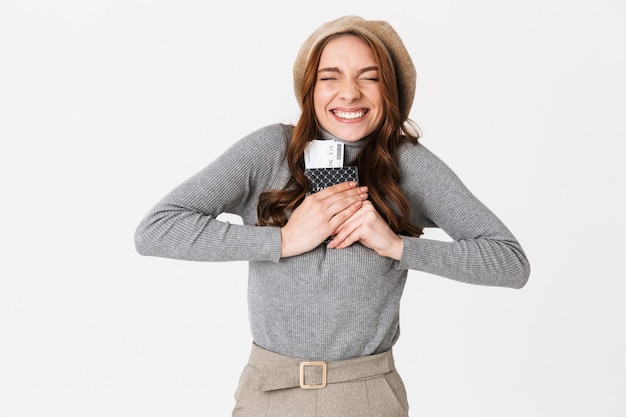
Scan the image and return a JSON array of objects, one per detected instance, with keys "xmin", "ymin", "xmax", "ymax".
[{"xmin": 135, "ymin": 123, "xmax": 530, "ymax": 361}]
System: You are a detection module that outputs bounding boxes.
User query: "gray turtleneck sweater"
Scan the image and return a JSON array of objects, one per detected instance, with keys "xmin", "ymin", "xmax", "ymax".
[{"xmin": 135, "ymin": 123, "xmax": 530, "ymax": 361}]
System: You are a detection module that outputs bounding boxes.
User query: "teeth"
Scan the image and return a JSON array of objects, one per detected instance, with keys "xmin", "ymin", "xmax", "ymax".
[{"xmin": 334, "ymin": 110, "xmax": 365, "ymax": 120}]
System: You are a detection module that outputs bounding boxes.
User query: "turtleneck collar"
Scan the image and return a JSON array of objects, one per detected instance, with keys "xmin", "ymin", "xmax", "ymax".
[{"xmin": 317, "ymin": 128, "xmax": 372, "ymax": 164}]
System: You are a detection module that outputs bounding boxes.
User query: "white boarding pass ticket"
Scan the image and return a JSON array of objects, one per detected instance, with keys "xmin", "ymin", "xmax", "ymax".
[{"xmin": 303, "ymin": 140, "xmax": 344, "ymax": 169}]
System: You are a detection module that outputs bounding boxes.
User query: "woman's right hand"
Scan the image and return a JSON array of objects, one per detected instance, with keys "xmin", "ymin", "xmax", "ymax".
[{"xmin": 279, "ymin": 182, "xmax": 368, "ymax": 257}]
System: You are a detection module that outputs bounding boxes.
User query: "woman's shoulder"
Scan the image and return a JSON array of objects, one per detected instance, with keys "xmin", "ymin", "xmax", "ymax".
[
  {"xmin": 221, "ymin": 123, "xmax": 294, "ymax": 165},
  {"xmin": 239, "ymin": 123, "xmax": 294, "ymax": 150},
  {"xmin": 398, "ymin": 138, "xmax": 441, "ymax": 167},
  {"xmin": 397, "ymin": 138, "xmax": 463, "ymax": 185}
]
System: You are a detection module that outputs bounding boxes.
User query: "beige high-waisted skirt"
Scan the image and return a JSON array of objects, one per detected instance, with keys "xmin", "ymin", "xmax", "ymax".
[{"xmin": 232, "ymin": 343, "xmax": 409, "ymax": 417}]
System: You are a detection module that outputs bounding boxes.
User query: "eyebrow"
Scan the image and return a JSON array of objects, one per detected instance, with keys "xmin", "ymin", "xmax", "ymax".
[{"xmin": 317, "ymin": 66, "xmax": 379, "ymax": 75}]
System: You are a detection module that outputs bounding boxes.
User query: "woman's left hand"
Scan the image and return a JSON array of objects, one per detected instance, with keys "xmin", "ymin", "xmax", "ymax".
[{"xmin": 327, "ymin": 201, "xmax": 403, "ymax": 260}]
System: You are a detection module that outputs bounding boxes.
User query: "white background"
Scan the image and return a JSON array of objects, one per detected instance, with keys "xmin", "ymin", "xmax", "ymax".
[{"xmin": 1, "ymin": 0, "xmax": 625, "ymax": 416}]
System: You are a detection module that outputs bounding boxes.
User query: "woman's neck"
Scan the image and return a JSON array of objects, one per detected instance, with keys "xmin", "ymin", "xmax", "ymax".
[{"xmin": 317, "ymin": 128, "xmax": 370, "ymax": 165}]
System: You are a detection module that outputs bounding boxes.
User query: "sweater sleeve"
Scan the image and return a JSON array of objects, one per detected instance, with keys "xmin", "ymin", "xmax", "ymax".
[
  {"xmin": 397, "ymin": 143, "xmax": 530, "ymax": 289},
  {"xmin": 134, "ymin": 124, "xmax": 290, "ymax": 262}
]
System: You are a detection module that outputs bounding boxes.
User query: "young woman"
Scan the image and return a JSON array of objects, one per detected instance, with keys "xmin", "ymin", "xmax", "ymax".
[{"xmin": 135, "ymin": 15, "xmax": 530, "ymax": 417}]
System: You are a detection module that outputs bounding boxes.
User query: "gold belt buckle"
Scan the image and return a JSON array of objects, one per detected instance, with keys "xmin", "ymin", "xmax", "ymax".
[{"xmin": 299, "ymin": 361, "xmax": 327, "ymax": 389}]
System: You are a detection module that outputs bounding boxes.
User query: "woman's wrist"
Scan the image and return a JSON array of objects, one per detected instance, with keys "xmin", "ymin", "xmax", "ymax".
[
  {"xmin": 382, "ymin": 234, "xmax": 404, "ymax": 261},
  {"xmin": 279, "ymin": 226, "xmax": 292, "ymax": 258}
]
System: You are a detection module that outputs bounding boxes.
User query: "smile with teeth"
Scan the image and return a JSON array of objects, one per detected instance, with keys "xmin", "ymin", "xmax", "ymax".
[{"xmin": 332, "ymin": 110, "xmax": 367, "ymax": 120}]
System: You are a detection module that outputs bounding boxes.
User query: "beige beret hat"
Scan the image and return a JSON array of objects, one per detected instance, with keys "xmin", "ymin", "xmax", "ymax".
[{"xmin": 293, "ymin": 15, "xmax": 416, "ymax": 121}]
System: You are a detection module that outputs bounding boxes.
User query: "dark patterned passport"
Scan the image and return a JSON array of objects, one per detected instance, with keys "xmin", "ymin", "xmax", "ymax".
[{"xmin": 304, "ymin": 166, "xmax": 359, "ymax": 195}]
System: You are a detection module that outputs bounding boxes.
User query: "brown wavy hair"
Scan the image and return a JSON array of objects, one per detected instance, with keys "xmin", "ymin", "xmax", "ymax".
[{"xmin": 257, "ymin": 31, "xmax": 423, "ymax": 237}]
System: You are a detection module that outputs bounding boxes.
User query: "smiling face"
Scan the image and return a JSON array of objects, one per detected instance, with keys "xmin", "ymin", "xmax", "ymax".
[{"xmin": 313, "ymin": 34, "xmax": 385, "ymax": 142}]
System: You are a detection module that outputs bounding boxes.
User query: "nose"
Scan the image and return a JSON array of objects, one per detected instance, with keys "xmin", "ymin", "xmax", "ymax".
[{"xmin": 339, "ymin": 78, "xmax": 360, "ymax": 102}]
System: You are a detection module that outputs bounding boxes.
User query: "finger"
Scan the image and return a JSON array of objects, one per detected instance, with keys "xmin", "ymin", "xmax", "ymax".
[
  {"xmin": 325, "ymin": 185, "xmax": 368, "ymax": 212},
  {"xmin": 314, "ymin": 182, "xmax": 368, "ymax": 202},
  {"xmin": 327, "ymin": 200, "xmax": 363, "ymax": 232},
  {"xmin": 327, "ymin": 209, "xmax": 363, "ymax": 248},
  {"xmin": 315, "ymin": 181, "xmax": 357, "ymax": 196},
  {"xmin": 305, "ymin": 191, "xmax": 367, "ymax": 223},
  {"xmin": 329, "ymin": 227, "xmax": 361, "ymax": 249},
  {"xmin": 328, "ymin": 202, "xmax": 378, "ymax": 249}
]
